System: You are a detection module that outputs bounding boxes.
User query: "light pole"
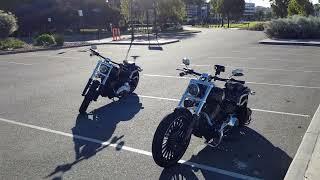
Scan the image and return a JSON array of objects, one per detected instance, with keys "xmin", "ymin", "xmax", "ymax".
[{"xmin": 130, "ymin": 0, "xmax": 134, "ymax": 42}]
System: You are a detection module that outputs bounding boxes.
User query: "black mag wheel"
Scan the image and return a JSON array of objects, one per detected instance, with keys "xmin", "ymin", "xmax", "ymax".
[{"xmin": 152, "ymin": 111, "xmax": 192, "ymax": 168}]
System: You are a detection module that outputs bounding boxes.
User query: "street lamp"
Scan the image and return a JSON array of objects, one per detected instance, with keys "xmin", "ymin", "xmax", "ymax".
[{"xmin": 130, "ymin": 0, "xmax": 134, "ymax": 41}]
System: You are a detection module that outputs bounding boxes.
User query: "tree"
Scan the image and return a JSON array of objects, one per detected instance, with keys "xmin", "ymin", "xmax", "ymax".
[
  {"xmin": 157, "ymin": 0, "xmax": 186, "ymax": 26},
  {"xmin": 215, "ymin": 0, "xmax": 245, "ymax": 28},
  {"xmin": 120, "ymin": 0, "xmax": 155, "ymax": 25},
  {"xmin": 254, "ymin": 9, "xmax": 265, "ymax": 21},
  {"xmin": 0, "ymin": 0, "xmax": 35, "ymax": 11},
  {"xmin": 288, "ymin": 0, "xmax": 314, "ymax": 16},
  {"xmin": 183, "ymin": 0, "xmax": 205, "ymax": 5},
  {"xmin": 8, "ymin": 0, "xmax": 121, "ymax": 34},
  {"xmin": 0, "ymin": 10, "xmax": 18, "ymax": 38},
  {"xmin": 270, "ymin": 0, "xmax": 290, "ymax": 18}
]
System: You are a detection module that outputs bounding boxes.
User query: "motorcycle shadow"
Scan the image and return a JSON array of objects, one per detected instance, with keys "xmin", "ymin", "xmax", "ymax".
[
  {"xmin": 160, "ymin": 127, "xmax": 292, "ymax": 180},
  {"xmin": 46, "ymin": 93, "xmax": 143, "ymax": 179}
]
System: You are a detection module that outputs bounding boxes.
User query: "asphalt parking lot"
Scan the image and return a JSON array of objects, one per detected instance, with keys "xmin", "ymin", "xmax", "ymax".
[{"xmin": 1, "ymin": 28, "xmax": 320, "ymax": 180}]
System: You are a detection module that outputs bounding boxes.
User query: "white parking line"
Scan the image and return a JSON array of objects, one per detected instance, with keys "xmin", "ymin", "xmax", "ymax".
[
  {"xmin": 137, "ymin": 95, "xmax": 310, "ymax": 118},
  {"xmin": 207, "ymin": 56, "xmax": 316, "ymax": 64},
  {"xmin": 6, "ymin": 62, "xmax": 32, "ymax": 66},
  {"xmin": 0, "ymin": 117, "xmax": 261, "ymax": 180},
  {"xmin": 189, "ymin": 64, "xmax": 320, "ymax": 73},
  {"xmin": 28, "ymin": 54, "xmax": 77, "ymax": 60},
  {"xmin": 138, "ymin": 95, "xmax": 180, "ymax": 102},
  {"xmin": 142, "ymin": 74, "xmax": 320, "ymax": 89}
]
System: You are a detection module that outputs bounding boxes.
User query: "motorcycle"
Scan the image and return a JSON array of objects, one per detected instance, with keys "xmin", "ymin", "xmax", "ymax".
[
  {"xmin": 79, "ymin": 46, "xmax": 142, "ymax": 113},
  {"xmin": 152, "ymin": 58, "xmax": 255, "ymax": 167}
]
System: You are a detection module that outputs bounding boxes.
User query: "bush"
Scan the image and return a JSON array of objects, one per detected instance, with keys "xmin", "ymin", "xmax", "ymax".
[
  {"xmin": 53, "ymin": 34, "xmax": 64, "ymax": 46},
  {"xmin": 265, "ymin": 15, "xmax": 320, "ymax": 39},
  {"xmin": 0, "ymin": 38, "xmax": 25, "ymax": 50},
  {"xmin": 34, "ymin": 34, "xmax": 56, "ymax": 46},
  {"xmin": 0, "ymin": 10, "xmax": 18, "ymax": 39},
  {"xmin": 248, "ymin": 22, "xmax": 265, "ymax": 31}
]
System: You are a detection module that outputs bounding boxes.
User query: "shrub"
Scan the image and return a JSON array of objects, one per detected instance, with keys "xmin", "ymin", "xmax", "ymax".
[
  {"xmin": 248, "ymin": 22, "xmax": 265, "ymax": 31},
  {"xmin": 265, "ymin": 15, "xmax": 320, "ymax": 39},
  {"xmin": 0, "ymin": 38, "xmax": 25, "ymax": 50},
  {"xmin": 0, "ymin": 10, "xmax": 18, "ymax": 39},
  {"xmin": 34, "ymin": 34, "xmax": 56, "ymax": 46},
  {"xmin": 53, "ymin": 34, "xmax": 64, "ymax": 46}
]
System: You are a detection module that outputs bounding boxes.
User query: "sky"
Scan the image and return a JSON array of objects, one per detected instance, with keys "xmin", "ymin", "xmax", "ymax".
[{"xmin": 245, "ymin": 0, "xmax": 319, "ymax": 7}]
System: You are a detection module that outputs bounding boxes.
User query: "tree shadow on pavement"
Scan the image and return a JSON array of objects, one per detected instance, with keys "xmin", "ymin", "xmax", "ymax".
[
  {"xmin": 46, "ymin": 94, "xmax": 143, "ymax": 179},
  {"xmin": 159, "ymin": 127, "xmax": 292, "ymax": 180},
  {"xmin": 158, "ymin": 32, "xmax": 197, "ymax": 40}
]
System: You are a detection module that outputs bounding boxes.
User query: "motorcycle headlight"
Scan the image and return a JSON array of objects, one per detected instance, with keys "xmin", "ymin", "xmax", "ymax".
[
  {"xmin": 187, "ymin": 83, "xmax": 200, "ymax": 96},
  {"xmin": 99, "ymin": 65, "xmax": 108, "ymax": 74}
]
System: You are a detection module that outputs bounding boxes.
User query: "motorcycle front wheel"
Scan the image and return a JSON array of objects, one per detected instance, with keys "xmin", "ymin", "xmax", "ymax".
[
  {"xmin": 79, "ymin": 81, "xmax": 99, "ymax": 114},
  {"xmin": 129, "ymin": 72, "xmax": 139, "ymax": 93},
  {"xmin": 152, "ymin": 111, "xmax": 192, "ymax": 167}
]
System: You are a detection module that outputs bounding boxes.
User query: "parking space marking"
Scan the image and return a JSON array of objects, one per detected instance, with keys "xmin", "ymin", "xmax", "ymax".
[
  {"xmin": 138, "ymin": 95, "xmax": 180, "ymax": 102},
  {"xmin": 0, "ymin": 61, "xmax": 33, "ymax": 66},
  {"xmin": 189, "ymin": 64, "xmax": 320, "ymax": 73},
  {"xmin": 207, "ymin": 56, "xmax": 313, "ymax": 63},
  {"xmin": 250, "ymin": 108, "xmax": 310, "ymax": 118},
  {"xmin": 27, "ymin": 54, "xmax": 77, "ymax": 60},
  {"xmin": 137, "ymin": 95, "xmax": 310, "ymax": 118},
  {"xmin": 0, "ymin": 117, "xmax": 261, "ymax": 180},
  {"xmin": 142, "ymin": 74, "xmax": 320, "ymax": 89}
]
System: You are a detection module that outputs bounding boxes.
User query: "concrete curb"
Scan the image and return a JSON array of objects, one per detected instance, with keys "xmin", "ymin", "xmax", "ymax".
[
  {"xmin": 259, "ymin": 39, "xmax": 320, "ymax": 47},
  {"xmin": 0, "ymin": 39, "xmax": 180, "ymax": 55},
  {"xmin": 104, "ymin": 39, "xmax": 180, "ymax": 46},
  {"xmin": 284, "ymin": 104, "xmax": 320, "ymax": 180},
  {"xmin": 160, "ymin": 30, "xmax": 201, "ymax": 35}
]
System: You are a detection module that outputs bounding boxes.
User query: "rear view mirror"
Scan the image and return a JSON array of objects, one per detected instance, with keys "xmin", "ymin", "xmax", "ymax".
[
  {"xmin": 232, "ymin": 69, "xmax": 244, "ymax": 76},
  {"xmin": 182, "ymin": 58, "xmax": 190, "ymax": 66},
  {"xmin": 91, "ymin": 45, "xmax": 97, "ymax": 50}
]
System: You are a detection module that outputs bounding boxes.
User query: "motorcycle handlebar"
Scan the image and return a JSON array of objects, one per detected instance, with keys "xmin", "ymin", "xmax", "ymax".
[
  {"xmin": 90, "ymin": 49, "xmax": 121, "ymax": 66},
  {"xmin": 176, "ymin": 68, "xmax": 245, "ymax": 84}
]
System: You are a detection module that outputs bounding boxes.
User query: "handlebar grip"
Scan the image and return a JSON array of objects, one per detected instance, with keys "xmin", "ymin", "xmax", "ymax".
[{"xmin": 179, "ymin": 72, "xmax": 186, "ymax": 77}]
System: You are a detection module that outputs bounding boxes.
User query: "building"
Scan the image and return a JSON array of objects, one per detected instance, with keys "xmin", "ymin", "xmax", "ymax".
[
  {"xmin": 186, "ymin": 4, "xmax": 199, "ymax": 22},
  {"xmin": 244, "ymin": 3, "xmax": 256, "ymax": 16},
  {"xmin": 186, "ymin": 3, "xmax": 210, "ymax": 24}
]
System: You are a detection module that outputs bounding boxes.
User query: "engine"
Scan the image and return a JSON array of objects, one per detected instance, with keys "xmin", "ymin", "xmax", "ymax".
[{"xmin": 193, "ymin": 83, "xmax": 250, "ymax": 140}]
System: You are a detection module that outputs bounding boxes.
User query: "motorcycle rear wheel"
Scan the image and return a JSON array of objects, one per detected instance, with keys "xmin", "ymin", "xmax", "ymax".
[{"xmin": 152, "ymin": 111, "xmax": 192, "ymax": 167}]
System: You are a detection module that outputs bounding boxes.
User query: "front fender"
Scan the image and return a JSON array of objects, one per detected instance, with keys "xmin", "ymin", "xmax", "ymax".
[
  {"xmin": 173, "ymin": 107, "xmax": 193, "ymax": 121},
  {"xmin": 174, "ymin": 107, "xmax": 196, "ymax": 141}
]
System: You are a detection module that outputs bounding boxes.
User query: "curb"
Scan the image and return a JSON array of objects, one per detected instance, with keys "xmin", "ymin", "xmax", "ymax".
[
  {"xmin": 0, "ymin": 44, "xmax": 91, "ymax": 55},
  {"xmin": 104, "ymin": 39, "xmax": 180, "ymax": 46},
  {"xmin": 160, "ymin": 31, "xmax": 201, "ymax": 35},
  {"xmin": 284, "ymin": 104, "xmax": 320, "ymax": 180},
  {"xmin": 0, "ymin": 40, "xmax": 180, "ymax": 55},
  {"xmin": 259, "ymin": 39, "xmax": 320, "ymax": 47}
]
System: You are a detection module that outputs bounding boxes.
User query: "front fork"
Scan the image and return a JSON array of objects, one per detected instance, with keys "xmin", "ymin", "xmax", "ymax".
[
  {"xmin": 82, "ymin": 79, "xmax": 100, "ymax": 101},
  {"xmin": 82, "ymin": 78, "xmax": 92, "ymax": 96},
  {"xmin": 184, "ymin": 114, "xmax": 199, "ymax": 142}
]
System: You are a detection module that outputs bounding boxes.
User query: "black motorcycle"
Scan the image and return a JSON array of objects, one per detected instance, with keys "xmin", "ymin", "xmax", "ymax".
[
  {"xmin": 152, "ymin": 58, "xmax": 255, "ymax": 167},
  {"xmin": 79, "ymin": 46, "xmax": 142, "ymax": 113}
]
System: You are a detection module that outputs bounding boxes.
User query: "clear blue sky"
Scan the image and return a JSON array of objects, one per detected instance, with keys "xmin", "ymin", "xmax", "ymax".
[{"xmin": 246, "ymin": 0, "xmax": 319, "ymax": 7}]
